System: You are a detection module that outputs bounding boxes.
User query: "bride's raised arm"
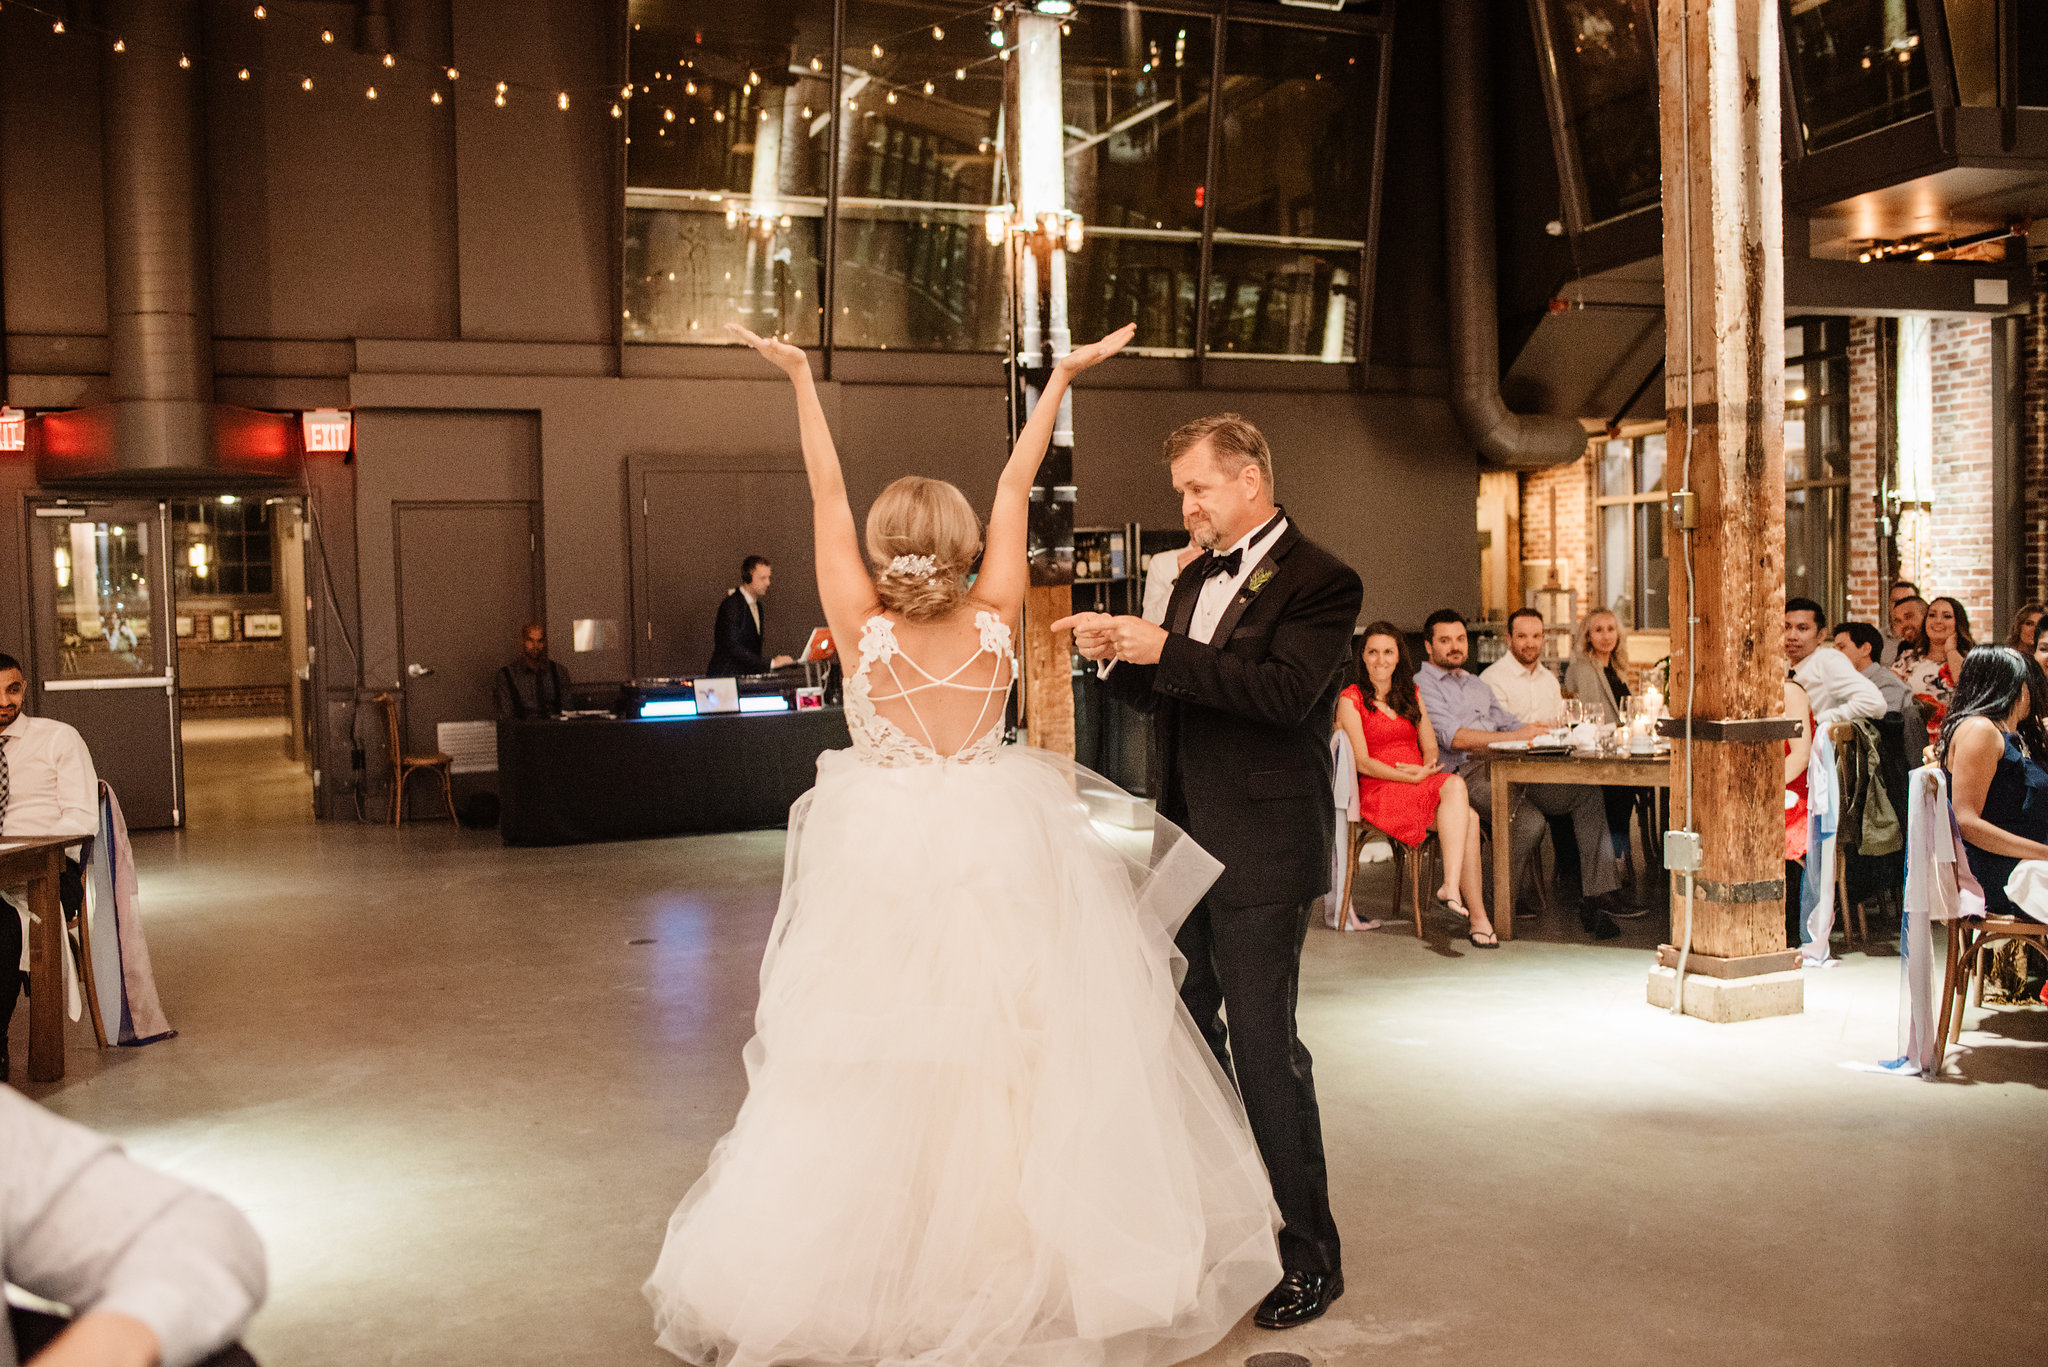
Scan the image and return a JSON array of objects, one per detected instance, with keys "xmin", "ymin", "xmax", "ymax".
[
  {"xmin": 728, "ymin": 326, "xmax": 874, "ymax": 635},
  {"xmin": 973, "ymin": 324, "xmax": 1137, "ymax": 619}
]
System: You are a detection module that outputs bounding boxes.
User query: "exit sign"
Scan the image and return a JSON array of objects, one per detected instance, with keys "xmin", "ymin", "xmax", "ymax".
[
  {"xmin": 0, "ymin": 408, "xmax": 23, "ymax": 452},
  {"xmin": 302, "ymin": 408, "xmax": 353, "ymax": 453}
]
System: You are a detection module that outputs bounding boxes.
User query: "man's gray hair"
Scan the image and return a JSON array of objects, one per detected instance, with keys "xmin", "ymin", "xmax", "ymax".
[{"xmin": 1161, "ymin": 413, "xmax": 1275, "ymax": 497}]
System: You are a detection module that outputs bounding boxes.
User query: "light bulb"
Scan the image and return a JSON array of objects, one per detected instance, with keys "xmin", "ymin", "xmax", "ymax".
[
  {"xmin": 494, "ymin": 91, "xmax": 506, "ymax": 106},
  {"xmin": 685, "ymin": 80, "xmax": 695, "ymax": 93},
  {"xmin": 955, "ymin": 67, "xmax": 966, "ymax": 79},
  {"xmin": 321, "ymin": 29, "xmax": 334, "ymax": 42},
  {"xmin": 1064, "ymin": 217, "xmax": 1084, "ymax": 253},
  {"xmin": 811, "ymin": 56, "xmax": 822, "ymax": 71},
  {"xmin": 382, "ymin": 52, "xmax": 394, "ymax": 67},
  {"xmin": 872, "ymin": 43, "xmax": 884, "ymax": 57},
  {"xmin": 253, "ymin": 4, "xmax": 266, "ymax": 16},
  {"xmin": 558, "ymin": 91, "xmax": 569, "ymax": 109},
  {"xmin": 179, "ymin": 53, "xmax": 191, "ymax": 67},
  {"xmin": 366, "ymin": 85, "xmax": 377, "ymax": 99},
  {"xmin": 933, "ymin": 26, "xmax": 945, "ymax": 39},
  {"xmin": 496, "ymin": 80, "xmax": 507, "ymax": 92},
  {"xmin": 431, "ymin": 90, "xmax": 443, "ymax": 104},
  {"xmin": 448, "ymin": 67, "xmax": 461, "ymax": 80},
  {"xmin": 886, "ymin": 90, "xmax": 897, "ymax": 103},
  {"xmin": 237, "ymin": 67, "xmax": 250, "ymax": 80},
  {"xmin": 748, "ymin": 70, "xmax": 760, "ymax": 85},
  {"xmin": 611, "ymin": 103, "xmax": 621, "ymax": 117},
  {"xmin": 664, "ymin": 107, "xmax": 674, "ymax": 121},
  {"xmin": 801, "ymin": 105, "xmax": 811, "ymax": 117},
  {"xmin": 112, "ymin": 39, "xmax": 125, "ymax": 52},
  {"xmin": 713, "ymin": 108, "xmax": 724, "ymax": 121},
  {"xmin": 53, "ymin": 20, "xmax": 65, "ymax": 33},
  {"xmin": 301, "ymin": 76, "xmax": 313, "ymax": 90}
]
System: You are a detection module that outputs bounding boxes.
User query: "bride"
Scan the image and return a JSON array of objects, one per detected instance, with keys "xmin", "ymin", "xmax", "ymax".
[{"xmin": 643, "ymin": 322, "xmax": 1283, "ymax": 1367}]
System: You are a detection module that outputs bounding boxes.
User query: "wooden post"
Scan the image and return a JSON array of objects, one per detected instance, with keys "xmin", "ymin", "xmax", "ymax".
[{"xmin": 1657, "ymin": 0, "xmax": 1802, "ymax": 1005}]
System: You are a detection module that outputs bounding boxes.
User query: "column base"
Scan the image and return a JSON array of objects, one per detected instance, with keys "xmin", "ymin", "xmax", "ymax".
[{"xmin": 1646, "ymin": 965, "xmax": 1804, "ymax": 1022}]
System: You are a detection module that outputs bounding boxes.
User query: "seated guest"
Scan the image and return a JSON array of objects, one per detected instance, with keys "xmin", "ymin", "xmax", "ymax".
[
  {"xmin": 1141, "ymin": 539, "xmax": 1204, "ymax": 625},
  {"xmin": 1886, "ymin": 593, "xmax": 1926, "ymax": 667},
  {"xmin": 1414, "ymin": 610, "xmax": 1631, "ymax": 939},
  {"xmin": 1941, "ymin": 646, "xmax": 2048, "ymax": 921},
  {"xmin": 1563, "ymin": 607, "xmax": 1638, "ymax": 858},
  {"xmin": 1784, "ymin": 676, "xmax": 1814, "ymax": 948},
  {"xmin": 708, "ymin": 555, "xmax": 795, "ymax": 675},
  {"xmin": 1831, "ymin": 620, "xmax": 1906, "ymax": 715},
  {"xmin": 493, "ymin": 623, "xmax": 572, "ymax": 720},
  {"xmin": 0, "ymin": 653, "xmax": 98, "ymax": 1083},
  {"xmin": 1895, "ymin": 595, "xmax": 1973, "ymax": 747},
  {"xmin": 2034, "ymin": 629, "xmax": 2048, "ymax": 678},
  {"xmin": 2007, "ymin": 601, "xmax": 2045, "ymax": 654},
  {"xmin": 1336, "ymin": 622, "xmax": 1495, "ymax": 946},
  {"xmin": 1, "ymin": 1086, "xmax": 267, "ymax": 1367},
  {"xmin": 1784, "ymin": 597, "xmax": 1884, "ymax": 724},
  {"xmin": 1479, "ymin": 608, "xmax": 1564, "ymax": 726}
]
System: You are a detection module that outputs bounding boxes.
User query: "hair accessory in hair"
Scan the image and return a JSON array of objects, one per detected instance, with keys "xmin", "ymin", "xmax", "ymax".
[{"xmin": 886, "ymin": 554, "xmax": 939, "ymax": 580}]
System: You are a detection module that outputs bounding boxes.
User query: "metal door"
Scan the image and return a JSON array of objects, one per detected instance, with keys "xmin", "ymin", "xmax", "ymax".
[
  {"xmin": 26, "ymin": 500, "xmax": 183, "ymax": 828},
  {"xmin": 393, "ymin": 502, "xmax": 541, "ymax": 809}
]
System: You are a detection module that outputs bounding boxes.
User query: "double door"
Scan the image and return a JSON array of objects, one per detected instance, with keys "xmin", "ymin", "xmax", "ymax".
[{"xmin": 26, "ymin": 500, "xmax": 182, "ymax": 828}]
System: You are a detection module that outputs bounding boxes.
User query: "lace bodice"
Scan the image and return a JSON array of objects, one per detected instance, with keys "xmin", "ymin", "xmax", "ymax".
[{"xmin": 845, "ymin": 610, "xmax": 1015, "ymax": 766}]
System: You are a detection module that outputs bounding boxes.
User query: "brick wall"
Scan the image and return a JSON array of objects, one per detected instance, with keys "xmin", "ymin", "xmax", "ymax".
[
  {"xmin": 1906, "ymin": 317, "xmax": 1996, "ymax": 634},
  {"xmin": 1845, "ymin": 318, "xmax": 1883, "ymax": 622},
  {"xmin": 1519, "ymin": 444, "xmax": 1594, "ymax": 608},
  {"xmin": 180, "ymin": 685, "xmax": 290, "ymax": 714},
  {"xmin": 2025, "ymin": 263, "xmax": 2048, "ymax": 607}
]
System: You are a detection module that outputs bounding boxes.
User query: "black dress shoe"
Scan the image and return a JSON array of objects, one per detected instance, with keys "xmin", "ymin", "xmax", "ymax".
[
  {"xmin": 1254, "ymin": 1270, "xmax": 1343, "ymax": 1329},
  {"xmin": 1579, "ymin": 905, "xmax": 1622, "ymax": 940}
]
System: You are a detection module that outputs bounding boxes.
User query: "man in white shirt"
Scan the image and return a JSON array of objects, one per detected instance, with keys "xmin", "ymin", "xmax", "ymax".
[
  {"xmin": 0, "ymin": 652, "xmax": 99, "ymax": 1083},
  {"xmin": 0, "ymin": 1087, "xmax": 266, "ymax": 1367},
  {"xmin": 1784, "ymin": 598, "xmax": 1885, "ymax": 724},
  {"xmin": 1479, "ymin": 608, "xmax": 1565, "ymax": 725}
]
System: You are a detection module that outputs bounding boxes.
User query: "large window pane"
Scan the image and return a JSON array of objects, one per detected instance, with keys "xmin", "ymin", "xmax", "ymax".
[
  {"xmin": 1060, "ymin": 7, "xmax": 1212, "ymax": 355},
  {"xmin": 1214, "ymin": 24, "xmax": 1377, "ymax": 240},
  {"xmin": 44, "ymin": 519, "xmax": 153, "ymax": 678},
  {"xmin": 1601, "ymin": 503, "xmax": 1632, "ymax": 625},
  {"xmin": 1598, "ymin": 439, "xmax": 1631, "ymax": 497},
  {"xmin": 1204, "ymin": 244, "xmax": 1361, "ymax": 361},
  {"xmin": 1783, "ymin": 0, "xmax": 1932, "ymax": 151},
  {"xmin": 834, "ymin": 1, "xmax": 1007, "ymax": 352},
  {"xmin": 1533, "ymin": 0, "xmax": 1659, "ymax": 224},
  {"xmin": 1633, "ymin": 501, "xmax": 1668, "ymax": 629},
  {"xmin": 625, "ymin": 0, "xmax": 835, "ymax": 345}
]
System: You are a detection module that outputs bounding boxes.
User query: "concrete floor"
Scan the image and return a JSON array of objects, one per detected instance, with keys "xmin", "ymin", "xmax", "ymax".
[{"xmin": 10, "ymin": 725, "xmax": 2047, "ymax": 1366}]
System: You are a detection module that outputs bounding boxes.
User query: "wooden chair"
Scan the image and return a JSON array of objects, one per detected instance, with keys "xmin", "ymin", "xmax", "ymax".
[
  {"xmin": 1338, "ymin": 820, "xmax": 1438, "ymax": 939},
  {"xmin": 1935, "ymin": 915, "xmax": 2048, "ymax": 1065},
  {"xmin": 373, "ymin": 693, "xmax": 458, "ymax": 826}
]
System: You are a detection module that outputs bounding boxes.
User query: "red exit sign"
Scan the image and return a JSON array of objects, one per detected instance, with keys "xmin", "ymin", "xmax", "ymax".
[
  {"xmin": 0, "ymin": 408, "xmax": 24, "ymax": 452},
  {"xmin": 301, "ymin": 408, "xmax": 353, "ymax": 453}
]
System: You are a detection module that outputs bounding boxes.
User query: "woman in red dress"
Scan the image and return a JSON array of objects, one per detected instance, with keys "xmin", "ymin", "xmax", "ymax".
[{"xmin": 1335, "ymin": 622, "xmax": 1495, "ymax": 946}]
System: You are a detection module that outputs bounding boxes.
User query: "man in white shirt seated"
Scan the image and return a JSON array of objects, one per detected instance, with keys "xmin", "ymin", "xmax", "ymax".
[
  {"xmin": 1, "ymin": 1087, "xmax": 266, "ymax": 1367},
  {"xmin": 1478, "ymin": 608, "xmax": 1565, "ymax": 726},
  {"xmin": 0, "ymin": 652, "xmax": 100, "ymax": 1083},
  {"xmin": 1831, "ymin": 620, "xmax": 1907, "ymax": 716},
  {"xmin": 1783, "ymin": 599, "xmax": 1885, "ymax": 726}
]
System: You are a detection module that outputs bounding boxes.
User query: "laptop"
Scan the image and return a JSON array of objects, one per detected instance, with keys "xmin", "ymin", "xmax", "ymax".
[
  {"xmin": 692, "ymin": 676, "xmax": 740, "ymax": 714},
  {"xmin": 800, "ymin": 627, "xmax": 836, "ymax": 662}
]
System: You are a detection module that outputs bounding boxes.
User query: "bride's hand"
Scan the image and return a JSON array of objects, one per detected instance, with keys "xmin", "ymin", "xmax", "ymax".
[
  {"xmin": 727, "ymin": 324, "xmax": 811, "ymax": 378},
  {"xmin": 1054, "ymin": 323, "xmax": 1137, "ymax": 378}
]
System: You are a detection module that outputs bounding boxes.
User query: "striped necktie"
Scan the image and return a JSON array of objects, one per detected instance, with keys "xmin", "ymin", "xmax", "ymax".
[{"xmin": 0, "ymin": 734, "xmax": 10, "ymax": 827}]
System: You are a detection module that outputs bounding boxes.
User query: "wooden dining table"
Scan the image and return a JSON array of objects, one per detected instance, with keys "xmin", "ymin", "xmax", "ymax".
[
  {"xmin": 1487, "ymin": 749, "xmax": 1671, "ymax": 940},
  {"xmin": 3, "ymin": 833, "xmax": 94, "ymax": 1083}
]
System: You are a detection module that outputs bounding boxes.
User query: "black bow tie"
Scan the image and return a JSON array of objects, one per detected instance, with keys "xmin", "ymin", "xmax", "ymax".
[{"xmin": 1193, "ymin": 549, "xmax": 1243, "ymax": 582}]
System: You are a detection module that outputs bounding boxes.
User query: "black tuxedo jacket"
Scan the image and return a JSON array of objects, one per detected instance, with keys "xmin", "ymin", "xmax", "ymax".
[
  {"xmin": 708, "ymin": 589, "xmax": 770, "ymax": 675},
  {"xmin": 1104, "ymin": 520, "xmax": 1363, "ymax": 908}
]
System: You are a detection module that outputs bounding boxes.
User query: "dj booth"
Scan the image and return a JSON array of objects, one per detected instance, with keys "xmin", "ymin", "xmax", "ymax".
[{"xmin": 497, "ymin": 672, "xmax": 851, "ymax": 846}]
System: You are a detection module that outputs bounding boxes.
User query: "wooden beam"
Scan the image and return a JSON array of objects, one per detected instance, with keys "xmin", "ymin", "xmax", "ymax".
[{"xmin": 1659, "ymin": 0, "xmax": 1794, "ymax": 969}]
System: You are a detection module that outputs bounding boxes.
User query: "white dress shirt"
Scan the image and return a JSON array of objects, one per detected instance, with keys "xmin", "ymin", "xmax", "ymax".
[
  {"xmin": 1186, "ymin": 514, "xmax": 1288, "ymax": 645},
  {"xmin": 1479, "ymin": 654, "xmax": 1564, "ymax": 725},
  {"xmin": 0, "ymin": 1088, "xmax": 267, "ymax": 1367},
  {"xmin": 1791, "ymin": 645, "xmax": 1887, "ymax": 726},
  {"xmin": 0, "ymin": 714, "xmax": 99, "ymax": 839},
  {"xmin": 739, "ymin": 586, "xmax": 762, "ymax": 634}
]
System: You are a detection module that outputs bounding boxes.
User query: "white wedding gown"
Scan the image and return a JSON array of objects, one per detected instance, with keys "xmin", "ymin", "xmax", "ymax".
[{"xmin": 645, "ymin": 610, "xmax": 1282, "ymax": 1367}]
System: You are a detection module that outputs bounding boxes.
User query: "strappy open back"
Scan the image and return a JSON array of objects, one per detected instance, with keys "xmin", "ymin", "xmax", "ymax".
[{"xmin": 845, "ymin": 609, "xmax": 1016, "ymax": 766}]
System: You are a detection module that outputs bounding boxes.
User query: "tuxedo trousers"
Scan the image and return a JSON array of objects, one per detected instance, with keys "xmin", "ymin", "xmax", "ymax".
[{"xmin": 1175, "ymin": 890, "xmax": 1341, "ymax": 1279}]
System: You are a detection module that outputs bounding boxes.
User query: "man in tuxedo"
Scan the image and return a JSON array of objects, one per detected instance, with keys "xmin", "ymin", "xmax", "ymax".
[
  {"xmin": 708, "ymin": 555, "xmax": 795, "ymax": 676},
  {"xmin": 1057, "ymin": 414, "xmax": 1361, "ymax": 1330}
]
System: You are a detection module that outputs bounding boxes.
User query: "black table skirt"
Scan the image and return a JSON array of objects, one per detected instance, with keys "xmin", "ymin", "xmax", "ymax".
[{"xmin": 498, "ymin": 709, "xmax": 853, "ymax": 846}]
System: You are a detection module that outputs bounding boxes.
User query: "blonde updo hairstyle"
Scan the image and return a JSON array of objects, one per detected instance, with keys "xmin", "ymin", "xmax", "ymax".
[{"xmin": 866, "ymin": 476, "xmax": 982, "ymax": 622}]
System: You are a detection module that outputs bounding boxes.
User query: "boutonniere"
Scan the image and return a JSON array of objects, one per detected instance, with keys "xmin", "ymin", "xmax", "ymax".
[{"xmin": 1240, "ymin": 566, "xmax": 1276, "ymax": 602}]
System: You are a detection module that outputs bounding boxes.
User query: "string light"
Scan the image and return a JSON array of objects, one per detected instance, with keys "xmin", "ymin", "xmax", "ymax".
[
  {"xmin": 179, "ymin": 54, "xmax": 191, "ymax": 67},
  {"xmin": 431, "ymin": 90, "xmax": 443, "ymax": 104},
  {"xmin": 871, "ymin": 43, "xmax": 883, "ymax": 57},
  {"xmin": 52, "ymin": 20, "xmax": 63, "ymax": 32},
  {"xmin": 365, "ymin": 85, "xmax": 377, "ymax": 99},
  {"xmin": 886, "ymin": 90, "xmax": 897, "ymax": 103},
  {"xmin": 748, "ymin": 70, "xmax": 759, "ymax": 86},
  {"xmin": 301, "ymin": 76, "xmax": 312, "ymax": 90},
  {"xmin": 663, "ymin": 107, "xmax": 675, "ymax": 121},
  {"xmin": 712, "ymin": 108, "xmax": 724, "ymax": 122},
  {"xmin": 447, "ymin": 67, "xmax": 460, "ymax": 80},
  {"xmin": 611, "ymin": 103, "xmax": 622, "ymax": 117},
  {"xmin": 557, "ymin": 91, "xmax": 569, "ymax": 109},
  {"xmin": 237, "ymin": 67, "xmax": 250, "ymax": 80},
  {"xmin": 621, "ymin": 84, "xmax": 632, "ymax": 98},
  {"xmin": 685, "ymin": 80, "xmax": 696, "ymax": 94},
  {"xmin": 112, "ymin": 38, "xmax": 124, "ymax": 52},
  {"xmin": 801, "ymin": 105, "xmax": 812, "ymax": 117},
  {"xmin": 496, "ymin": 80, "xmax": 507, "ymax": 93},
  {"xmin": 923, "ymin": 80, "xmax": 934, "ymax": 94},
  {"xmin": 494, "ymin": 90, "xmax": 506, "ymax": 106},
  {"xmin": 321, "ymin": 29, "xmax": 334, "ymax": 42},
  {"xmin": 382, "ymin": 52, "xmax": 395, "ymax": 67},
  {"xmin": 810, "ymin": 56, "xmax": 822, "ymax": 71},
  {"xmin": 253, "ymin": 4, "xmax": 266, "ymax": 16},
  {"xmin": 933, "ymin": 25, "xmax": 945, "ymax": 39},
  {"xmin": 955, "ymin": 67, "xmax": 966, "ymax": 79}
]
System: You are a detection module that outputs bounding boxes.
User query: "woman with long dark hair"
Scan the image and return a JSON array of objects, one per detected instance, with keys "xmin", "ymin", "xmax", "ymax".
[
  {"xmin": 1334, "ymin": 623, "xmax": 1493, "ymax": 945},
  {"xmin": 2007, "ymin": 601, "xmax": 2045, "ymax": 654},
  {"xmin": 1939, "ymin": 646, "xmax": 2048, "ymax": 920},
  {"xmin": 1897, "ymin": 595, "xmax": 1974, "ymax": 746}
]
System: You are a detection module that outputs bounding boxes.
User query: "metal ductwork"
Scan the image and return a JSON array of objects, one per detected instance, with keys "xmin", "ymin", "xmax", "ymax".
[
  {"xmin": 1441, "ymin": 0, "xmax": 1591, "ymax": 471},
  {"xmin": 32, "ymin": 0, "xmax": 298, "ymax": 484}
]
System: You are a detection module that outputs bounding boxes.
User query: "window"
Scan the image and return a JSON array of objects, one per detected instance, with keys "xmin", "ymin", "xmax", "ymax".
[
  {"xmin": 1530, "ymin": 0, "xmax": 1659, "ymax": 226},
  {"xmin": 1594, "ymin": 434, "xmax": 1668, "ymax": 630},
  {"xmin": 623, "ymin": 2, "xmax": 1389, "ymax": 362},
  {"xmin": 1781, "ymin": 0, "xmax": 1933, "ymax": 152},
  {"xmin": 172, "ymin": 500, "xmax": 274, "ymax": 598},
  {"xmin": 1786, "ymin": 318, "xmax": 1850, "ymax": 620}
]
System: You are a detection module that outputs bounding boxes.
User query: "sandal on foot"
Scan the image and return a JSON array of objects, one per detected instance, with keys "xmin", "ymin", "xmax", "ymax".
[
  {"xmin": 1467, "ymin": 926, "xmax": 1500, "ymax": 948},
  {"xmin": 1435, "ymin": 892, "xmax": 1470, "ymax": 921}
]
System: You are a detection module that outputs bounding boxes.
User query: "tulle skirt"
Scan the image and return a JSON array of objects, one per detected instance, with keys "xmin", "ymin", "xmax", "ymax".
[{"xmin": 645, "ymin": 744, "xmax": 1282, "ymax": 1367}]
